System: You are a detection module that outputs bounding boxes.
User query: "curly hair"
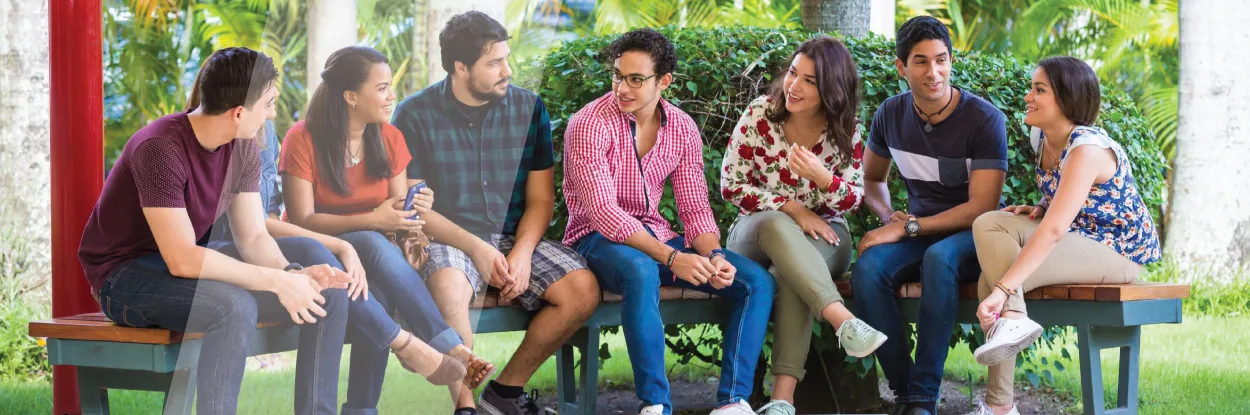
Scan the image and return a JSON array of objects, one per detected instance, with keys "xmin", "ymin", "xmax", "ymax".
[
  {"xmin": 605, "ymin": 28, "xmax": 676, "ymax": 76},
  {"xmin": 895, "ymin": 16, "xmax": 952, "ymax": 63},
  {"xmin": 439, "ymin": 11, "xmax": 510, "ymax": 73}
]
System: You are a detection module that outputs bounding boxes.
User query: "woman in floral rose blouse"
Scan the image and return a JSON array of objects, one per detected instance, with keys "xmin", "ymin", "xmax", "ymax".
[{"xmin": 720, "ymin": 36, "xmax": 887, "ymax": 415}]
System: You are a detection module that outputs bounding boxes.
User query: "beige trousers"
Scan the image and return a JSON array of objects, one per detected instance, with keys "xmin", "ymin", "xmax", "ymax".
[
  {"xmin": 972, "ymin": 211, "xmax": 1143, "ymax": 405},
  {"xmin": 727, "ymin": 210, "xmax": 853, "ymax": 381}
]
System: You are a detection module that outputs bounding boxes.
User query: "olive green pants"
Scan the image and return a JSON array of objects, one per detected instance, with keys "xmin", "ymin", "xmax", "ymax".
[{"xmin": 727, "ymin": 210, "xmax": 853, "ymax": 381}]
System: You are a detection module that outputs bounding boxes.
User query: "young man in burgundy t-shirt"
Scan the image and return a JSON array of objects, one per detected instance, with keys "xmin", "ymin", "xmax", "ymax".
[{"xmin": 78, "ymin": 47, "xmax": 351, "ymax": 415}]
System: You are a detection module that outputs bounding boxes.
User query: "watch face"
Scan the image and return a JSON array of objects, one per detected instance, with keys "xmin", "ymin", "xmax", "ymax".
[{"xmin": 906, "ymin": 221, "xmax": 920, "ymax": 234}]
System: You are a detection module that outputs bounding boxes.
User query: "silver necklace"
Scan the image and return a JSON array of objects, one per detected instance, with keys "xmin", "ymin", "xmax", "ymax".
[{"xmin": 347, "ymin": 142, "xmax": 361, "ymax": 167}]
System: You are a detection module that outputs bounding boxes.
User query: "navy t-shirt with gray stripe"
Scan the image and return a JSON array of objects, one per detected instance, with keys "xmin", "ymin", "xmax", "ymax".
[{"xmin": 867, "ymin": 89, "xmax": 1008, "ymax": 217}]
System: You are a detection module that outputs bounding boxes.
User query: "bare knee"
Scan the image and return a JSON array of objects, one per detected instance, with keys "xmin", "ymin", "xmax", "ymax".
[
  {"xmin": 542, "ymin": 270, "xmax": 600, "ymax": 320},
  {"xmin": 426, "ymin": 267, "xmax": 475, "ymax": 306}
]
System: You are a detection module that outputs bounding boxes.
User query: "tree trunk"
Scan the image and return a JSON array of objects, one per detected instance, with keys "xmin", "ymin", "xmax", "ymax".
[
  {"xmin": 412, "ymin": 0, "xmax": 428, "ymax": 86},
  {"xmin": 749, "ymin": 326, "xmax": 883, "ymax": 413},
  {"xmin": 1168, "ymin": 0, "xmax": 1250, "ymax": 277},
  {"xmin": 306, "ymin": 0, "xmax": 358, "ymax": 97},
  {"xmin": 0, "ymin": 0, "xmax": 52, "ymax": 297},
  {"xmin": 424, "ymin": 0, "xmax": 506, "ymax": 86},
  {"xmin": 801, "ymin": 0, "xmax": 871, "ymax": 38}
]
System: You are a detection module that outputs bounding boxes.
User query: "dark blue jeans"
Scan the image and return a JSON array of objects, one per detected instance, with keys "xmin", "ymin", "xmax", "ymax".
[
  {"xmin": 850, "ymin": 230, "xmax": 981, "ymax": 405},
  {"xmin": 574, "ymin": 232, "xmax": 776, "ymax": 415},
  {"xmin": 338, "ymin": 230, "xmax": 465, "ymax": 415},
  {"xmin": 97, "ymin": 237, "xmax": 349, "ymax": 415}
]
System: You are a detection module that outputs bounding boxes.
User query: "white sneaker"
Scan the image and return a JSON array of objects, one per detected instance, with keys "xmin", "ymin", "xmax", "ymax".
[
  {"xmin": 836, "ymin": 318, "xmax": 888, "ymax": 358},
  {"xmin": 964, "ymin": 401, "xmax": 1020, "ymax": 415},
  {"xmin": 640, "ymin": 404, "xmax": 665, "ymax": 415},
  {"xmin": 755, "ymin": 400, "xmax": 795, "ymax": 415},
  {"xmin": 709, "ymin": 400, "xmax": 755, "ymax": 415},
  {"xmin": 974, "ymin": 317, "xmax": 1043, "ymax": 366}
]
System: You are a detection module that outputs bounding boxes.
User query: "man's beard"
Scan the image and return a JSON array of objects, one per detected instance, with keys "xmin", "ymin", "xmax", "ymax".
[{"xmin": 468, "ymin": 73, "xmax": 509, "ymax": 102}]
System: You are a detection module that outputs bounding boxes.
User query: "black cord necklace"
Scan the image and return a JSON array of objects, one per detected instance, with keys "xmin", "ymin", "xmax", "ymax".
[{"xmin": 913, "ymin": 87, "xmax": 954, "ymax": 132}]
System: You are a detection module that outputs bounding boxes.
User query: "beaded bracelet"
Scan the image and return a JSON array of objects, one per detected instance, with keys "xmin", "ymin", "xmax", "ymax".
[
  {"xmin": 995, "ymin": 281, "xmax": 1018, "ymax": 296},
  {"xmin": 665, "ymin": 248, "xmax": 679, "ymax": 269}
]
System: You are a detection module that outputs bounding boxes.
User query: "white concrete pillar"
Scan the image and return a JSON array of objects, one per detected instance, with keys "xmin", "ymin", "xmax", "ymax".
[
  {"xmin": 870, "ymin": 0, "xmax": 895, "ymax": 38},
  {"xmin": 307, "ymin": 0, "xmax": 359, "ymax": 97},
  {"xmin": 425, "ymin": 0, "xmax": 506, "ymax": 85}
]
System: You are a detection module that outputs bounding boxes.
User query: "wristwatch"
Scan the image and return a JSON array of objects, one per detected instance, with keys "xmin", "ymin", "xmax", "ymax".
[
  {"xmin": 708, "ymin": 248, "xmax": 727, "ymax": 261},
  {"xmin": 283, "ymin": 262, "xmax": 304, "ymax": 272},
  {"xmin": 904, "ymin": 217, "xmax": 921, "ymax": 238}
]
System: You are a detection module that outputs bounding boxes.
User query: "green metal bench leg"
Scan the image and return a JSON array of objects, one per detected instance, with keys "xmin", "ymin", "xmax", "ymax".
[
  {"xmin": 77, "ymin": 367, "xmax": 110, "ymax": 415},
  {"xmin": 556, "ymin": 338, "xmax": 579, "ymax": 414},
  {"xmin": 578, "ymin": 327, "xmax": 599, "ymax": 415},
  {"xmin": 162, "ymin": 367, "xmax": 196, "ymax": 415},
  {"xmin": 555, "ymin": 326, "xmax": 600, "ymax": 415},
  {"xmin": 1077, "ymin": 325, "xmax": 1141, "ymax": 415}
]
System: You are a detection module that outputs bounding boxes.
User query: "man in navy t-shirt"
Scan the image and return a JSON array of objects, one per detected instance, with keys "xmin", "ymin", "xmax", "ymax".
[{"xmin": 850, "ymin": 16, "xmax": 1008, "ymax": 415}]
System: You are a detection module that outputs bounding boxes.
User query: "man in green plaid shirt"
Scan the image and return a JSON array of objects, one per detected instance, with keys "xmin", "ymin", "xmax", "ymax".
[{"xmin": 389, "ymin": 11, "xmax": 601, "ymax": 415}]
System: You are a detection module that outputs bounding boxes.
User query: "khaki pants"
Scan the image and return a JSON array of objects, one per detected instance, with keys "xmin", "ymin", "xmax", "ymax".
[
  {"xmin": 727, "ymin": 210, "xmax": 852, "ymax": 381},
  {"xmin": 972, "ymin": 211, "xmax": 1143, "ymax": 405}
]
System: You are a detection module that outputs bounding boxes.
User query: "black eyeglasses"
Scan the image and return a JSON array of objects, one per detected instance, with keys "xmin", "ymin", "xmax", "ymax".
[{"xmin": 611, "ymin": 72, "xmax": 657, "ymax": 89}]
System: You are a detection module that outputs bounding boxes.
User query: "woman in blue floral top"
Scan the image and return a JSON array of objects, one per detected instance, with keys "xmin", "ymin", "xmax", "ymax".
[{"xmin": 964, "ymin": 57, "xmax": 1161, "ymax": 415}]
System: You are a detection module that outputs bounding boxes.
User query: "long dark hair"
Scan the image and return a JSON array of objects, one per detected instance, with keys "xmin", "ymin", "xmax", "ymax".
[
  {"xmin": 765, "ymin": 36, "xmax": 859, "ymax": 165},
  {"xmin": 305, "ymin": 46, "xmax": 392, "ymax": 195}
]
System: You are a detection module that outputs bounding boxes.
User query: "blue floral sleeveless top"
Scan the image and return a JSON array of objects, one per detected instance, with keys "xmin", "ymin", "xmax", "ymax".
[{"xmin": 1035, "ymin": 126, "xmax": 1161, "ymax": 264}]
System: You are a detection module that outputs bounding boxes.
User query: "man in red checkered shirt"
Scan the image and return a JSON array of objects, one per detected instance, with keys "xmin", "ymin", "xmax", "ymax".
[{"xmin": 561, "ymin": 28, "xmax": 777, "ymax": 415}]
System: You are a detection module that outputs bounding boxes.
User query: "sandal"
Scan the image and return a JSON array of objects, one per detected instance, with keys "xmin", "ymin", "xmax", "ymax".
[
  {"xmin": 392, "ymin": 332, "xmax": 468, "ymax": 386},
  {"xmin": 462, "ymin": 353, "xmax": 497, "ymax": 389}
]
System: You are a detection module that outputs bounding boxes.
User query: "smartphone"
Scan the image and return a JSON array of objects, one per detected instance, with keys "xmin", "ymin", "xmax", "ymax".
[{"xmin": 402, "ymin": 183, "xmax": 428, "ymax": 220}]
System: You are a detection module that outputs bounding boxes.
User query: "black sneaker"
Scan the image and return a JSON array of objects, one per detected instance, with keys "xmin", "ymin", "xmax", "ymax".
[{"xmin": 479, "ymin": 386, "xmax": 543, "ymax": 415}]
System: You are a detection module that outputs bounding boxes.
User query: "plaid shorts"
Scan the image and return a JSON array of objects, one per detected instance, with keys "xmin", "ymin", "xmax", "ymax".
[{"xmin": 421, "ymin": 234, "xmax": 587, "ymax": 311}]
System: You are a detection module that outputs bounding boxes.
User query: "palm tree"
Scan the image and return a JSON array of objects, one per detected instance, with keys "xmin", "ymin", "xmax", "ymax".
[
  {"xmin": 1167, "ymin": 0, "xmax": 1250, "ymax": 273},
  {"xmin": 897, "ymin": 0, "xmax": 1179, "ymax": 159},
  {"xmin": 801, "ymin": 0, "xmax": 872, "ymax": 37}
]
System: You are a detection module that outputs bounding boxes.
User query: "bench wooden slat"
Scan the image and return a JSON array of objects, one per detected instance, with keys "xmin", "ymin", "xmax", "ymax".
[
  {"xmin": 1092, "ymin": 282, "xmax": 1190, "ymax": 301},
  {"xmin": 1043, "ymin": 286, "xmax": 1071, "ymax": 300},
  {"xmin": 29, "ymin": 318, "xmax": 184, "ymax": 345},
  {"xmin": 681, "ymin": 289, "xmax": 711, "ymax": 300},
  {"xmin": 38, "ymin": 282, "xmax": 1188, "ymax": 344},
  {"xmin": 29, "ymin": 313, "xmax": 288, "ymax": 345},
  {"xmin": 889, "ymin": 282, "xmax": 1188, "ymax": 301}
]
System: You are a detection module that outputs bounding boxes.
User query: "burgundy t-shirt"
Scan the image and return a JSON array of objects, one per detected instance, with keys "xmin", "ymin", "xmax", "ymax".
[{"xmin": 78, "ymin": 112, "xmax": 260, "ymax": 292}]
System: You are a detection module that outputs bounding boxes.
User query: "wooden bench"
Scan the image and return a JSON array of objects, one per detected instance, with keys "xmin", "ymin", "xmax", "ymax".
[{"xmin": 30, "ymin": 282, "xmax": 1188, "ymax": 415}]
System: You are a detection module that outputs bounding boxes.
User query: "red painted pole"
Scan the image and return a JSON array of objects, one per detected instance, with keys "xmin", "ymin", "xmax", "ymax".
[{"xmin": 49, "ymin": 0, "xmax": 105, "ymax": 414}]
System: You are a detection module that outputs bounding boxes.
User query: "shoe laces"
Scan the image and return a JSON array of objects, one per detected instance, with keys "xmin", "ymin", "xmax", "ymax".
[
  {"xmin": 964, "ymin": 401, "xmax": 995, "ymax": 415},
  {"xmin": 984, "ymin": 318, "xmax": 1007, "ymax": 340},
  {"xmin": 755, "ymin": 400, "xmax": 795, "ymax": 415},
  {"xmin": 517, "ymin": 389, "xmax": 543, "ymax": 415},
  {"xmin": 836, "ymin": 319, "xmax": 866, "ymax": 347}
]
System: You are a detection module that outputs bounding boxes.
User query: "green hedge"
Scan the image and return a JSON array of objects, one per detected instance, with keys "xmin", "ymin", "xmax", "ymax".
[
  {"xmin": 529, "ymin": 26, "xmax": 1167, "ymax": 381},
  {"xmin": 535, "ymin": 26, "xmax": 1168, "ymax": 242}
]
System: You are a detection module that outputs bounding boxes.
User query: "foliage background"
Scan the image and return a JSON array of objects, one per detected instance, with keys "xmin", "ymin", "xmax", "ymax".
[
  {"xmin": 80, "ymin": 0, "xmax": 1172, "ymax": 388},
  {"xmin": 532, "ymin": 25, "xmax": 1167, "ymax": 383}
]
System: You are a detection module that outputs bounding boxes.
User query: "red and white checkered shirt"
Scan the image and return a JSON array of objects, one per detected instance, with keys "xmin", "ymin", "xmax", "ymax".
[{"xmin": 562, "ymin": 93, "xmax": 721, "ymax": 247}]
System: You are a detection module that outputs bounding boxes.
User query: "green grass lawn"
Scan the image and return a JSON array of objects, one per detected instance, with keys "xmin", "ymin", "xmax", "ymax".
[
  {"xmin": 4, "ymin": 317, "xmax": 1247, "ymax": 414},
  {"xmin": 943, "ymin": 315, "xmax": 1250, "ymax": 414},
  {"xmin": 1, "ymin": 331, "xmax": 719, "ymax": 414}
]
